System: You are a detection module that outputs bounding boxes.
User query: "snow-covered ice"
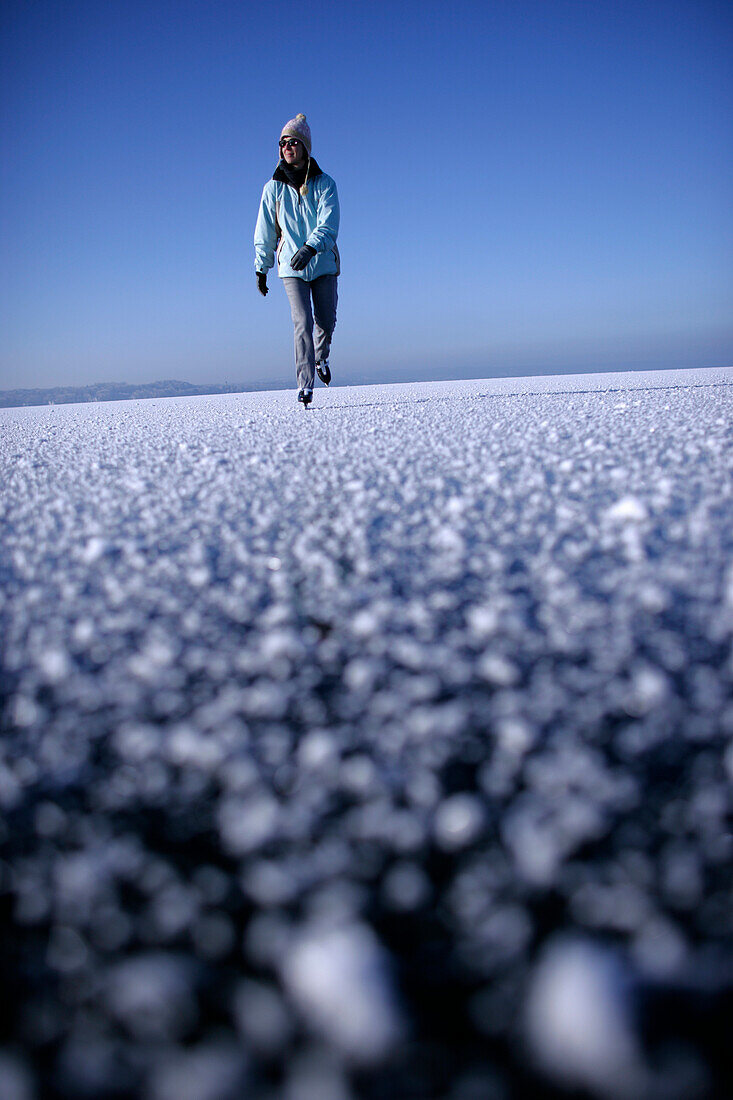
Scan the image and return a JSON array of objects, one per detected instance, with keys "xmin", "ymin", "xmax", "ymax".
[{"xmin": 1, "ymin": 367, "xmax": 732, "ymax": 1098}]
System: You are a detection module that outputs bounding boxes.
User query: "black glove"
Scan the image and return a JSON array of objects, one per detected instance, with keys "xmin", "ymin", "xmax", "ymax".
[
  {"xmin": 290, "ymin": 245, "xmax": 316, "ymax": 271},
  {"xmin": 256, "ymin": 272, "xmax": 268, "ymax": 296}
]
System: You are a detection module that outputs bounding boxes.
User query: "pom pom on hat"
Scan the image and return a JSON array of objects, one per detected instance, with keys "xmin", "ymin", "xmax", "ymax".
[{"xmin": 280, "ymin": 112, "xmax": 312, "ymax": 154}]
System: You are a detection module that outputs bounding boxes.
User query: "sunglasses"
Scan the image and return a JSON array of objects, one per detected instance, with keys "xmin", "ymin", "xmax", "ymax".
[{"xmin": 279, "ymin": 137, "xmax": 302, "ymax": 149}]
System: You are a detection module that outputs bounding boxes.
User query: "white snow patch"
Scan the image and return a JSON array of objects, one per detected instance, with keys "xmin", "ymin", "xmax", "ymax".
[
  {"xmin": 282, "ymin": 922, "xmax": 404, "ymax": 1063},
  {"xmin": 525, "ymin": 937, "xmax": 648, "ymax": 1098},
  {"xmin": 605, "ymin": 497, "xmax": 648, "ymax": 523}
]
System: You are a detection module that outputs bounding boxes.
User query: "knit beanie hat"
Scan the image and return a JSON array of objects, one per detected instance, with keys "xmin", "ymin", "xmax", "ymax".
[{"xmin": 280, "ymin": 113, "xmax": 312, "ymax": 155}]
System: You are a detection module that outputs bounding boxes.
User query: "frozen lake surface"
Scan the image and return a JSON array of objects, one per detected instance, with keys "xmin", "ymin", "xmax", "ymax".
[{"xmin": 1, "ymin": 367, "xmax": 732, "ymax": 1099}]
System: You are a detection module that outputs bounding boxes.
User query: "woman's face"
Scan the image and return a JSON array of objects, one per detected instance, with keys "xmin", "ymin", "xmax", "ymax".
[{"xmin": 280, "ymin": 136, "xmax": 307, "ymax": 168}]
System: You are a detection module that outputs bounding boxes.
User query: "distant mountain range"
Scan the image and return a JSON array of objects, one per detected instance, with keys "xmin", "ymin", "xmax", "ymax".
[
  {"xmin": 0, "ymin": 378, "xmax": 293, "ymax": 409},
  {"xmin": 0, "ymin": 368, "xmax": 478, "ymax": 408},
  {"xmin": 5, "ymin": 362, "xmax": 697, "ymax": 409}
]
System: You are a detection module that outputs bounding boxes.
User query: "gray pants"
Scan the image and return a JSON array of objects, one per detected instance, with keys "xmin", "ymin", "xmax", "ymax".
[{"xmin": 282, "ymin": 275, "xmax": 338, "ymax": 391}]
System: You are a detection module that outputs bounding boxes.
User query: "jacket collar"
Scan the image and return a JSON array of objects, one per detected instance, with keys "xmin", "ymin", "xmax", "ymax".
[{"xmin": 273, "ymin": 156, "xmax": 323, "ymax": 190}]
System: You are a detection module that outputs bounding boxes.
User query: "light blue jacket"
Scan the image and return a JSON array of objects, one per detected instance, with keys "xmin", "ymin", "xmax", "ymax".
[{"xmin": 254, "ymin": 158, "xmax": 340, "ymax": 281}]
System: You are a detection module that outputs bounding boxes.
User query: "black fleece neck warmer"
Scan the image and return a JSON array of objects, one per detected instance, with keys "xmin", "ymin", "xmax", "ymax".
[
  {"xmin": 279, "ymin": 158, "xmax": 308, "ymax": 191},
  {"xmin": 272, "ymin": 157, "xmax": 322, "ymax": 190}
]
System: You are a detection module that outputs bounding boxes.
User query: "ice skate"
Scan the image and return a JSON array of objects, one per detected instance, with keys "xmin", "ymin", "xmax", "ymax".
[
  {"xmin": 298, "ymin": 388, "xmax": 313, "ymax": 407},
  {"xmin": 316, "ymin": 361, "xmax": 331, "ymax": 386}
]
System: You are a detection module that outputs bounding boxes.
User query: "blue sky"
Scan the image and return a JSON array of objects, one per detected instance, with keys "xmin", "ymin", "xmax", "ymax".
[{"xmin": 1, "ymin": 0, "xmax": 731, "ymax": 390}]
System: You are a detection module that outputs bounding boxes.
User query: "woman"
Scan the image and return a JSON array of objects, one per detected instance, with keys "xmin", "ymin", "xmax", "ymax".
[{"xmin": 254, "ymin": 114, "xmax": 340, "ymax": 407}]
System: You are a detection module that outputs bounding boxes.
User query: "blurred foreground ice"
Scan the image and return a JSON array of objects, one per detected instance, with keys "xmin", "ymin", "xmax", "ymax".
[{"xmin": 1, "ymin": 368, "xmax": 732, "ymax": 1098}]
